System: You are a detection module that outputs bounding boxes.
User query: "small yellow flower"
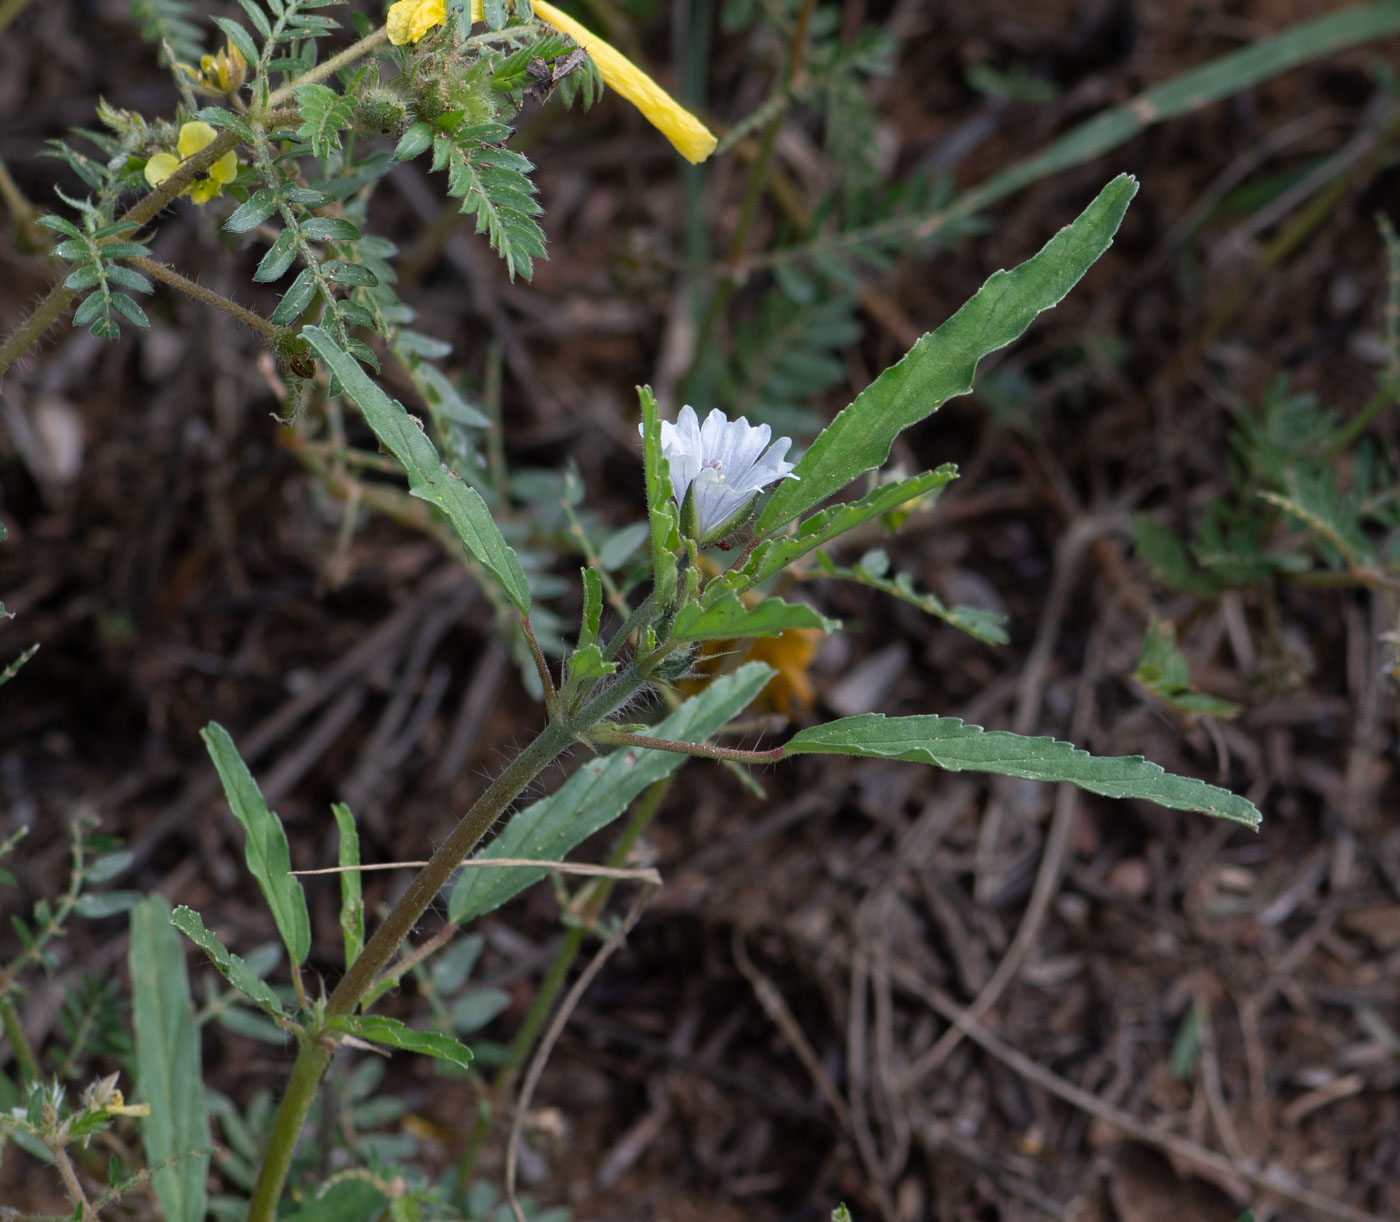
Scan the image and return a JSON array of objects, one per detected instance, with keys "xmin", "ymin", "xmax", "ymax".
[
  {"xmin": 144, "ymin": 120, "xmax": 239, "ymax": 205},
  {"xmin": 176, "ymin": 39, "xmax": 249, "ymax": 97},
  {"xmin": 384, "ymin": 0, "xmax": 717, "ymax": 163}
]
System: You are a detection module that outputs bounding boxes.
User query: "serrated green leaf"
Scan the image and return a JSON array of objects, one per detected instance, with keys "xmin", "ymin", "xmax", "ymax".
[
  {"xmin": 330, "ymin": 1014, "xmax": 472, "ymax": 1068},
  {"xmin": 674, "ymin": 592, "xmax": 837, "ymax": 642},
  {"xmin": 784, "ymin": 715, "xmax": 1260, "ymax": 826},
  {"xmin": 170, "ymin": 905, "xmax": 286, "ymax": 1018},
  {"xmin": 200, "ymin": 723, "xmax": 311, "ymax": 965},
  {"xmin": 303, "ymin": 327, "xmax": 532, "ymax": 613},
  {"xmin": 737, "ymin": 467, "xmax": 957, "ymax": 591},
  {"xmin": 330, "ymin": 803, "xmax": 363, "ymax": 970},
  {"xmin": 639, "ymin": 386, "xmax": 679, "ymax": 611},
  {"xmin": 449, "ymin": 663, "xmax": 774, "ymax": 922},
  {"xmin": 565, "ymin": 642, "xmax": 616, "ymax": 685},
  {"xmin": 756, "ymin": 175, "xmax": 1138, "ymax": 533},
  {"xmin": 128, "ymin": 896, "xmax": 210, "ymax": 1222}
]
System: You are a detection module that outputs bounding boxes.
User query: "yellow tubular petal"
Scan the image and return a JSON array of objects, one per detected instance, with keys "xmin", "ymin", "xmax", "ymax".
[
  {"xmin": 176, "ymin": 120, "xmax": 217, "ymax": 156},
  {"xmin": 143, "ymin": 152, "xmax": 180, "ymax": 186},
  {"xmin": 531, "ymin": 0, "xmax": 717, "ymax": 164}
]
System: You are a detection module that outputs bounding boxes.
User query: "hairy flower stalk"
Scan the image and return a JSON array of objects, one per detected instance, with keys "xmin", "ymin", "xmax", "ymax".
[
  {"xmin": 653, "ymin": 405, "xmax": 798, "ymax": 542},
  {"xmin": 384, "ymin": 0, "xmax": 718, "ymax": 163}
]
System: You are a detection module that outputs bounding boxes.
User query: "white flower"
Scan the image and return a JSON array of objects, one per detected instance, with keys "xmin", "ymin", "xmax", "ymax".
[{"xmin": 650, "ymin": 405, "xmax": 798, "ymax": 541}]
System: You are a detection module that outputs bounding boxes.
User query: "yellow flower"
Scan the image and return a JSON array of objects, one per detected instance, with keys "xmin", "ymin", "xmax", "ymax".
[
  {"xmin": 176, "ymin": 39, "xmax": 249, "ymax": 97},
  {"xmin": 384, "ymin": 0, "xmax": 717, "ymax": 163},
  {"xmin": 144, "ymin": 120, "xmax": 239, "ymax": 205}
]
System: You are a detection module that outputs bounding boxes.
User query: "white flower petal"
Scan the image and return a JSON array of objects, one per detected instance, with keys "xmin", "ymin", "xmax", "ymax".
[{"xmin": 648, "ymin": 404, "xmax": 798, "ymax": 539}]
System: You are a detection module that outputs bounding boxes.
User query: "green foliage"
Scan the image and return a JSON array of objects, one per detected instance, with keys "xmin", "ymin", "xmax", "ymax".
[
  {"xmin": 304, "ymin": 327, "xmax": 533, "ymax": 613},
  {"xmin": 131, "ymin": 0, "xmax": 204, "ymax": 68},
  {"xmin": 449, "ymin": 664, "xmax": 774, "ymax": 922},
  {"xmin": 784, "ymin": 715, "xmax": 1261, "ymax": 826},
  {"xmin": 431, "ymin": 123, "xmax": 546, "ymax": 282},
  {"xmin": 201, "ymin": 723, "xmax": 312, "ymax": 967},
  {"xmin": 294, "ymin": 83, "xmax": 356, "ymax": 158},
  {"xmin": 332, "ymin": 803, "xmax": 365, "ymax": 970},
  {"xmin": 640, "ymin": 386, "xmax": 680, "ymax": 614},
  {"xmin": 1134, "ymin": 374, "xmax": 1400, "ymax": 597},
  {"xmin": 39, "ymin": 203, "xmax": 152, "ymax": 340},
  {"xmin": 757, "ymin": 175, "xmax": 1139, "ymax": 533},
  {"xmin": 673, "ymin": 593, "xmax": 838, "ymax": 642},
  {"xmin": 1135, "ymin": 620, "xmax": 1240, "ymax": 719},
  {"xmin": 816, "ymin": 549, "xmax": 1008, "ymax": 646},
  {"xmin": 329, "ymin": 1015, "xmax": 473, "ymax": 1069},
  {"xmin": 170, "ymin": 906, "xmax": 288, "ymax": 1019},
  {"xmin": 129, "ymin": 895, "xmax": 211, "ymax": 1222}
]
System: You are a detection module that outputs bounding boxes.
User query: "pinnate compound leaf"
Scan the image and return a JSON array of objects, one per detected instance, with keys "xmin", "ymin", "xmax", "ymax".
[
  {"xmin": 450, "ymin": 663, "xmax": 774, "ymax": 922},
  {"xmin": 330, "ymin": 1014, "xmax": 472, "ymax": 1069},
  {"xmin": 784, "ymin": 714, "xmax": 1260, "ymax": 826},
  {"xmin": 674, "ymin": 592, "xmax": 838, "ymax": 642},
  {"xmin": 303, "ymin": 327, "xmax": 531, "ymax": 613},
  {"xmin": 756, "ymin": 175, "xmax": 1137, "ymax": 534},
  {"xmin": 170, "ymin": 905, "xmax": 286, "ymax": 1018},
  {"xmin": 201, "ymin": 723, "xmax": 312, "ymax": 965},
  {"xmin": 128, "ymin": 896, "xmax": 210, "ymax": 1222}
]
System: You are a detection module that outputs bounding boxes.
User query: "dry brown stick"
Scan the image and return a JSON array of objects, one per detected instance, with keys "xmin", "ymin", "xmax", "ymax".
[
  {"xmin": 900, "ymin": 519, "xmax": 1116, "ymax": 1093},
  {"xmin": 891, "ymin": 965, "xmax": 1392, "ymax": 1222}
]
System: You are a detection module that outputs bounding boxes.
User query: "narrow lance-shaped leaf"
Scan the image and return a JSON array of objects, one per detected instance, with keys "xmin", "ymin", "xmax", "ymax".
[
  {"xmin": 129, "ymin": 896, "xmax": 210, "ymax": 1222},
  {"xmin": 784, "ymin": 714, "xmax": 1260, "ymax": 827},
  {"xmin": 303, "ymin": 327, "xmax": 532, "ymax": 613},
  {"xmin": 201, "ymin": 723, "xmax": 311, "ymax": 966},
  {"xmin": 170, "ymin": 905, "xmax": 287, "ymax": 1019},
  {"xmin": 329, "ymin": 1014, "xmax": 473, "ymax": 1069},
  {"xmin": 331, "ymin": 803, "xmax": 364, "ymax": 970},
  {"xmin": 756, "ymin": 174, "xmax": 1138, "ymax": 534},
  {"xmin": 639, "ymin": 385, "xmax": 679, "ymax": 611},
  {"xmin": 735, "ymin": 466, "xmax": 957, "ymax": 592},
  {"xmin": 449, "ymin": 663, "xmax": 774, "ymax": 922}
]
